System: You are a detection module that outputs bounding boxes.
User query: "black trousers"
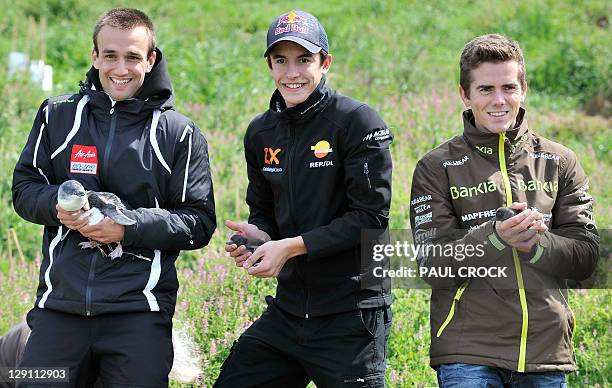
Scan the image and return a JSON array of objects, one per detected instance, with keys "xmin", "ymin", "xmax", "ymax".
[
  {"xmin": 16, "ymin": 308, "xmax": 172, "ymax": 388},
  {"xmin": 214, "ymin": 296, "xmax": 392, "ymax": 388}
]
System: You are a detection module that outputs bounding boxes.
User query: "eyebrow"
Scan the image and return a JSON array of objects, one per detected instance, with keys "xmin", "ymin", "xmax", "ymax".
[
  {"xmin": 101, "ymin": 49, "xmax": 144, "ymax": 58},
  {"xmin": 476, "ymin": 83, "xmax": 518, "ymax": 89}
]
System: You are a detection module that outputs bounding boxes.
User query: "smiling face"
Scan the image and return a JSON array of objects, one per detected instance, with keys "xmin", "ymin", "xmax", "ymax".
[
  {"xmin": 460, "ymin": 60, "xmax": 527, "ymax": 134},
  {"xmin": 92, "ymin": 25, "xmax": 156, "ymax": 101},
  {"xmin": 268, "ymin": 41, "xmax": 332, "ymax": 108}
]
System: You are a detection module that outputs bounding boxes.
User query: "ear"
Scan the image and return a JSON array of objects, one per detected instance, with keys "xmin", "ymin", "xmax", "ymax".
[
  {"xmin": 92, "ymin": 48, "xmax": 100, "ymax": 69},
  {"xmin": 321, "ymin": 54, "xmax": 333, "ymax": 74},
  {"xmin": 146, "ymin": 50, "xmax": 157, "ymax": 73},
  {"xmin": 459, "ymin": 84, "xmax": 470, "ymax": 107},
  {"xmin": 520, "ymin": 82, "xmax": 527, "ymax": 103}
]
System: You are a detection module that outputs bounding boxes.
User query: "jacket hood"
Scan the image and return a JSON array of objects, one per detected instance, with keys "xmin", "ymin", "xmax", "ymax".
[
  {"xmin": 82, "ymin": 47, "xmax": 174, "ymax": 111},
  {"xmin": 462, "ymin": 107, "xmax": 529, "ymax": 153},
  {"xmin": 269, "ymin": 75, "xmax": 332, "ymax": 122}
]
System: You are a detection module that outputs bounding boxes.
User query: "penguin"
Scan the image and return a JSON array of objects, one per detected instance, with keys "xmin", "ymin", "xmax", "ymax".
[
  {"xmin": 494, "ymin": 206, "xmax": 520, "ymax": 221},
  {"xmin": 57, "ymin": 180, "xmax": 144, "ymax": 260}
]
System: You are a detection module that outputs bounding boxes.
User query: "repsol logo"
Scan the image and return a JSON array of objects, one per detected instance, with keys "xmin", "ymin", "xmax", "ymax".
[
  {"xmin": 450, "ymin": 180, "xmax": 496, "ymax": 199},
  {"xmin": 517, "ymin": 179, "xmax": 558, "ymax": 193}
]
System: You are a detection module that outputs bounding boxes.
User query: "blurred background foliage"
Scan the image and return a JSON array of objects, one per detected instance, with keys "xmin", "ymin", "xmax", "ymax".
[{"xmin": 0, "ymin": 0, "xmax": 610, "ymax": 386}]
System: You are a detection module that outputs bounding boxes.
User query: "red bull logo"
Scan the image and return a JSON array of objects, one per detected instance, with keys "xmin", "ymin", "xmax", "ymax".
[{"xmin": 275, "ymin": 12, "xmax": 308, "ymax": 35}]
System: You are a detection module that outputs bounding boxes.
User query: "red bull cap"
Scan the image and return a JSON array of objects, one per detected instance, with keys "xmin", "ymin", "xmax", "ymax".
[{"xmin": 265, "ymin": 10, "xmax": 329, "ymax": 57}]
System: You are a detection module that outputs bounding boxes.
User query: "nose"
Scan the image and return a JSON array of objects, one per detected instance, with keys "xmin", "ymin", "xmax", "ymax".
[
  {"xmin": 286, "ymin": 62, "xmax": 300, "ymax": 79},
  {"xmin": 114, "ymin": 59, "xmax": 129, "ymax": 76},
  {"xmin": 492, "ymin": 89, "xmax": 505, "ymax": 105}
]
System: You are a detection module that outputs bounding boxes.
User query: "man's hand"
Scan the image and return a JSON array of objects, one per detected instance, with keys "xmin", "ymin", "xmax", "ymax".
[
  {"xmin": 495, "ymin": 202, "xmax": 548, "ymax": 252},
  {"xmin": 243, "ymin": 237, "xmax": 307, "ymax": 278},
  {"xmin": 224, "ymin": 220, "xmax": 271, "ymax": 267},
  {"xmin": 56, "ymin": 203, "xmax": 90, "ymax": 230},
  {"xmin": 78, "ymin": 217, "xmax": 125, "ymax": 244}
]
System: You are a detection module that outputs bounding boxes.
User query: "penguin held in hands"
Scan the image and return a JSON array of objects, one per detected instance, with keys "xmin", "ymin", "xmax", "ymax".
[
  {"xmin": 57, "ymin": 180, "xmax": 137, "ymax": 260},
  {"xmin": 494, "ymin": 206, "xmax": 520, "ymax": 221}
]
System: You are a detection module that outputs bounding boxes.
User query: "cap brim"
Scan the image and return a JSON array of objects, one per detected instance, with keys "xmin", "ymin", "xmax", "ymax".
[{"xmin": 264, "ymin": 36, "xmax": 322, "ymax": 57}]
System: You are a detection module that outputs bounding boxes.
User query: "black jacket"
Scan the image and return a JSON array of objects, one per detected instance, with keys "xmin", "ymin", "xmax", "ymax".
[
  {"xmin": 12, "ymin": 48, "xmax": 216, "ymax": 316},
  {"xmin": 245, "ymin": 78, "xmax": 393, "ymax": 317}
]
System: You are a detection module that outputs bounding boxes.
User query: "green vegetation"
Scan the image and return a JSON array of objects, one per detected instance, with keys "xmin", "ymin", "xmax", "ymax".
[{"xmin": 0, "ymin": 0, "xmax": 609, "ymax": 386}]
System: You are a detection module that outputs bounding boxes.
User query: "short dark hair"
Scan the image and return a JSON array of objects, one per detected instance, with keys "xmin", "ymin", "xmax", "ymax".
[
  {"xmin": 93, "ymin": 8, "xmax": 156, "ymax": 58},
  {"xmin": 265, "ymin": 51, "xmax": 328, "ymax": 69},
  {"xmin": 460, "ymin": 34, "xmax": 526, "ymax": 97}
]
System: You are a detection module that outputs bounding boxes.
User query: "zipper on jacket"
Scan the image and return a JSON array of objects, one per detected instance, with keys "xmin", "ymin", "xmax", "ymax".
[
  {"xmin": 498, "ymin": 133, "xmax": 529, "ymax": 372},
  {"xmin": 286, "ymin": 125, "xmax": 309, "ymax": 318},
  {"xmin": 364, "ymin": 158, "xmax": 372, "ymax": 189},
  {"xmin": 102, "ymin": 106, "xmax": 118, "ymax": 183},
  {"xmin": 85, "ymin": 253, "xmax": 98, "ymax": 316},
  {"xmin": 436, "ymin": 280, "xmax": 469, "ymax": 337}
]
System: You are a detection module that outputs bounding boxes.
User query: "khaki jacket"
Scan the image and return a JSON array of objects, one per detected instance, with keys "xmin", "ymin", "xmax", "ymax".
[{"xmin": 409, "ymin": 108, "xmax": 598, "ymax": 372}]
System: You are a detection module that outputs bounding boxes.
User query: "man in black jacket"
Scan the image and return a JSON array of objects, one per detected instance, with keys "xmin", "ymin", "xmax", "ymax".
[
  {"xmin": 216, "ymin": 10, "xmax": 393, "ymax": 388},
  {"xmin": 12, "ymin": 8, "xmax": 215, "ymax": 387}
]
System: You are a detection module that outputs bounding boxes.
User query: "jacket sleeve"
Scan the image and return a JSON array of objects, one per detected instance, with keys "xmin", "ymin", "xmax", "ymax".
[
  {"xmin": 123, "ymin": 123, "xmax": 216, "ymax": 251},
  {"xmin": 245, "ymin": 124, "xmax": 279, "ymax": 239},
  {"xmin": 519, "ymin": 149, "xmax": 599, "ymax": 281},
  {"xmin": 12, "ymin": 100, "xmax": 62, "ymax": 226},
  {"xmin": 409, "ymin": 157, "xmax": 511, "ymax": 288},
  {"xmin": 300, "ymin": 105, "xmax": 392, "ymax": 260}
]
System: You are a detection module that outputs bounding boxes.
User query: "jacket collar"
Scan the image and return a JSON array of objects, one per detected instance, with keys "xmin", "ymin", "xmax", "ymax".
[
  {"xmin": 269, "ymin": 76, "xmax": 332, "ymax": 122},
  {"xmin": 462, "ymin": 107, "xmax": 530, "ymax": 155}
]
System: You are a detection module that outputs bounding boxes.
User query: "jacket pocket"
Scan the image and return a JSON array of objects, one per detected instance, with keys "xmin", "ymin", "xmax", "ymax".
[
  {"xmin": 558, "ymin": 289, "xmax": 576, "ymax": 350},
  {"xmin": 436, "ymin": 280, "xmax": 470, "ymax": 337}
]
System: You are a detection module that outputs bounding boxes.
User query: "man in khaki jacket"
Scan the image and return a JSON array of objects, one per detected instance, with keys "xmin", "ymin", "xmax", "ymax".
[{"xmin": 410, "ymin": 34, "xmax": 598, "ymax": 386}]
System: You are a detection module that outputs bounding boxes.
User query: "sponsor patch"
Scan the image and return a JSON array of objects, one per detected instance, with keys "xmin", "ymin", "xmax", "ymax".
[
  {"xmin": 310, "ymin": 140, "xmax": 332, "ymax": 159},
  {"xmin": 461, "ymin": 208, "xmax": 496, "ymax": 222},
  {"xmin": 450, "ymin": 180, "xmax": 497, "ymax": 199},
  {"xmin": 442, "ymin": 155, "xmax": 469, "ymax": 168},
  {"xmin": 529, "ymin": 152, "xmax": 560, "ymax": 160},
  {"xmin": 275, "ymin": 12, "xmax": 308, "ymax": 35},
  {"xmin": 414, "ymin": 228, "xmax": 436, "ymax": 244},
  {"xmin": 411, "ymin": 195, "xmax": 432, "ymax": 206},
  {"xmin": 476, "ymin": 146, "xmax": 493, "ymax": 155},
  {"xmin": 264, "ymin": 147, "xmax": 282, "ymax": 165},
  {"xmin": 310, "ymin": 160, "xmax": 334, "ymax": 169},
  {"xmin": 414, "ymin": 204, "xmax": 431, "ymax": 214},
  {"xmin": 262, "ymin": 167, "xmax": 283, "ymax": 173},
  {"xmin": 517, "ymin": 179, "xmax": 558, "ymax": 193},
  {"xmin": 363, "ymin": 128, "xmax": 391, "ymax": 142},
  {"xmin": 70, "ymin": 145, "xmax": 98, "ymax": 175},
  {"xmin": 415, "ymin": 212, "xmax": 433, "ymax": 228}
]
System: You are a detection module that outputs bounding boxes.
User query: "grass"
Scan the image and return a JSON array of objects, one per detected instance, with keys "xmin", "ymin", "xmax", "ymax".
[{"xmin": 0, "ymin": 0, "xmax": 610, "ymax": 386}]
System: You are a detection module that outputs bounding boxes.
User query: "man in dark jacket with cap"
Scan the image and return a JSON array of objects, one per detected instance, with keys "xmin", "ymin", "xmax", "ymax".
[
  {"xmin": 12, "ymin": 8, "xmax": 216, "ymax": 387},
  {"xmin": 216, "ymin": 10, "xmax": 393, "ymax": 388}
]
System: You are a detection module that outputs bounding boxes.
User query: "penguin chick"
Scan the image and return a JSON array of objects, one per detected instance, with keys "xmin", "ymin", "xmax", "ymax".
[
  {"xmin": 57, "ymin": 180, "xmax": 88, "ymax": 211},
  {"xmin": 494, "ymin": 207, "xmax": 520, "ymax": 221},
  {"xmin": 58, "ymin": 180, "xmax": 137, "ymax": 260}
]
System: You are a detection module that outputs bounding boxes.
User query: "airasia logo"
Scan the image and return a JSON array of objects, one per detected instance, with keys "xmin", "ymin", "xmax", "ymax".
[
  {"xmin": 70, "ymin": 145, "xmax": 98, "ymax": 175},
  {"xmin": 74, "ymin": 149, "xmax": 96, "ymax": 159}
]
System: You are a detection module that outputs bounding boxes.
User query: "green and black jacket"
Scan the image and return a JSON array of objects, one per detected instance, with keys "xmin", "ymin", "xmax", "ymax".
[{"xmin": 409, "ymin": 108, "xmax": 598, "ymax": 372}]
